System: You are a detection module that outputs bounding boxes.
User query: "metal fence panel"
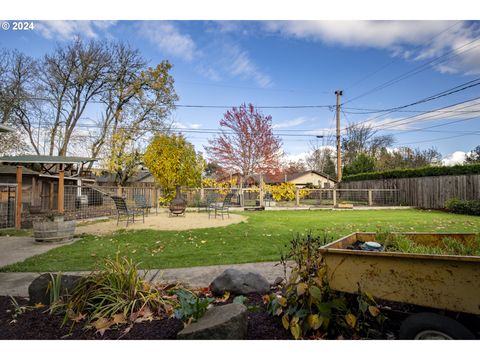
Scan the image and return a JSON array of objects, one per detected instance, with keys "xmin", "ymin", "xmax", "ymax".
[{"xmin": 0, "ymin": 183, "xmax": 16, "ymax": 228}]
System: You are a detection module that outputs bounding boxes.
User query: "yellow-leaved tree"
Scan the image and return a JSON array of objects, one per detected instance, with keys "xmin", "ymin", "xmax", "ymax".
[
  {"xmin": 144, "ymin": 133, "xmax": 205, "ymax": 204},
  {"xmin": 105, "ymin": 128, "xmax": 143, "ymax": 186}
]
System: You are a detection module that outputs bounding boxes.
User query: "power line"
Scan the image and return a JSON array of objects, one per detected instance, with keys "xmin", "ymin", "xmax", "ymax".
[
  {"xmin": 349, "ymin": 77, "xmax": 480, "ymax": 127},
  {"xmin": 344, "ymin": 95, "xmax": 480, "ymax": 134},
  {"xmin": 343, "ymin": 107, "xmax": 480, "ymax": 114},
  {"xmin": 343, "ymin": 36, "xmax": 480, "ymax": 105},
  {"xmin": 343, "ymin": 21, "xmax": 463, "ymax": 92},
  {"xmin": 15, "ymin": 95, "xmax": 336, "ymax": 110},
  {"xmin": 368, "ymin": 96, "xmax": 480, "ymax": 131},
  {"xmin": 31, "ymin": 121, "xmax": 336, "ymax": 138}
]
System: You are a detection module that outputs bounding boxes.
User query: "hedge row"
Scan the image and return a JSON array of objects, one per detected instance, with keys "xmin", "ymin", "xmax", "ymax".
[
  {"xmin": 445, "ymin": 198, "xmax": 480, "ymax": 216},
  {"xmin": 342, "ymin": 163, "xmax": 480, "ymax": 182}
]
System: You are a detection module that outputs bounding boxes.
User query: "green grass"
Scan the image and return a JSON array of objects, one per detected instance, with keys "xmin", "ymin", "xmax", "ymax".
[
  {"xmin": 0, "ymin": 228, "xmax": 32, "ymax": 237},
  {"xmin": 2, "ymin": 209, "xmax": 480, "ymax": 272}
]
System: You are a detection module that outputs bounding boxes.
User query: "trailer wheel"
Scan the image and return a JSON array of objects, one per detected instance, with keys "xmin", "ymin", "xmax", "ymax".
[{"xmin": 399, "ymin": 312, "xmax": 475, "ymax": 340}]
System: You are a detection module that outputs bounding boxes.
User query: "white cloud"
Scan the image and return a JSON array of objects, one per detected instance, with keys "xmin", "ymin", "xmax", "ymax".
[
  {"xmin": 222, "ymin": 43, "xmax": 272, "ymax": 88},
  {"xmin": 194, "ymin": 41, "xmax": 272, "ymax": 88},
  {"xmin": 171, "ymin": 121, "xmax": 201, "ymax": 130},
  {"xmin": 284, "ymin": 152, "xmax": 309, "ymax": 163},
  {"xmin": 273, "ymin": 117, "xmax": 306, "ymax": 129},
  {"xmin": 284, "ymin": 145, "xmax": 337, "ymax": 163},
  {"xmin": 264, "ymin": 21, "xmax": 480, "ymax": 75},
  {"xmin": 36, "ymin": 21, "xmax": 116, "ymax": 40},
  {"xmin": 265, "ymin": 21, "xmax": 452, "ymax": 48},
  {"xmin": 138, "ymin": 22, "xmax": 197, "ymax": 61},
  {"xmin": 195, "ymin": 65, "xmax": 222, "ymax": 81},
  {"xmin": 442, "ymin": 151, "xmax": 466, "ymax": 166}
]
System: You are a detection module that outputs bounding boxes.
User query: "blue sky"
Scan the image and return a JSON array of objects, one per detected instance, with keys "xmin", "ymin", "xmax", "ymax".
[{"xmin": 1, "ymin": 20, "xmax": 480, "ymax": 164}]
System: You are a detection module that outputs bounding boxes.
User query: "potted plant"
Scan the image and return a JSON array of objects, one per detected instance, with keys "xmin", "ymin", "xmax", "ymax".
[{"xmin": 33, "ymin": 211, "xmax": 76, "ymax": 243}]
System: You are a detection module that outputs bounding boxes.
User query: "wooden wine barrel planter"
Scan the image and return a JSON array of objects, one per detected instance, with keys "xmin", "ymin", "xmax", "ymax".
[{"xmin": 33, "ymin": 216, "xmax": 76, "ymax": 243}]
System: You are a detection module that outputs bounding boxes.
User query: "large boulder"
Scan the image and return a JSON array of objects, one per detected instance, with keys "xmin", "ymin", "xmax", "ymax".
[
  {"xmin": 177, "ymin": 303, "xmax": 247, "ymax": 340},
  {"xmin": 210, "ymin": 268, "xmax": 270, "ymax": 296},
  {"xmin": 28, "ymin": 273, "xmax": 83, "ymax": 305}
]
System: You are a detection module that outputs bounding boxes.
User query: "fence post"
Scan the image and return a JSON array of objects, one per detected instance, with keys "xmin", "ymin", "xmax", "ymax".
[
  {"xmin": 295, "ymin": 188, "xmax": 300, "ymax": 206},
  {"xmin": 259, "ymin": 175, "xmax": 265, "ymax": 207},
  {"xmin": 15, "ymin": 166, "xmax": 22, "ymax": 229},
  {"xmin": 58, "ymin": 170, "xmax": 64, "ymax": 215},
  {"xmin": 117, "ymin": 185, "xmax": 122, "ymax": 197},
  {"xmin": 200, "ymin": 186, "xmax": 205, "ymax": 202},
  {"xmin": 333, "ymin": 189, "xmax": 337, "ymax": 207},
  {"xmin": 240, "ymin": 188, "xmax": 245, "ymax": 207},
  {"xmin": 31, "ymin": 176, "xmax": 36, "ymax": 207},
  {"xmin": 49, "ymin": 182, "xmax": 54, "ymax": 210},
  {"xmin": 368, "ymin": 190, "xmax": 373, "ymax": 206}
]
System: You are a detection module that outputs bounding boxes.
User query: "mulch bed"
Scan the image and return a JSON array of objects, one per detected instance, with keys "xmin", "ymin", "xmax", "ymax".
[{"xmin": 0, "ymin": 294, "xmax": 292, "ymax": 340}]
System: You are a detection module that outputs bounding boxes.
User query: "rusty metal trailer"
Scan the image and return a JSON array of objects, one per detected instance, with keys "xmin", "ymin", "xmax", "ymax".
[{"xmin": 319, "ymin": 232, "xmax": 480, "ymax": 339}]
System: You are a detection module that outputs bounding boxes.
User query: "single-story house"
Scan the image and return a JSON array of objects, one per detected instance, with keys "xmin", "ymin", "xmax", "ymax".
[
  {"xmin": 217, "ymin": 170, "xmax": 337, "ymax": 188},
  {"xmin": 284, "ymin": 170, "xmax": 337, "ymax": 188},
  {"xmin": 95, "ymin": 170, "xmax": 156, "ymax": 187}
]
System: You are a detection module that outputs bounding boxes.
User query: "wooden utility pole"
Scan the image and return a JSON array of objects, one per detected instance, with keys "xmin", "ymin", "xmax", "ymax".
[{"xmin": 335, "ymin": 90, "xmax": 343, "ymax": 182}]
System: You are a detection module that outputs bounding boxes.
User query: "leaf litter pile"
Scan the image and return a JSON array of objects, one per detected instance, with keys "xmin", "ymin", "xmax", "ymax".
[{"xmin": 0, "ymin": 291, "xmax": 292, "ymax": 340}]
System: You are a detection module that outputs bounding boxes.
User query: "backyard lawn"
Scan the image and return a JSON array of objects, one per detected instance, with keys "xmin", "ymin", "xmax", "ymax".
[{"xmin": 2, "ymin": 209, "xmax": 480, "ymax": 272}]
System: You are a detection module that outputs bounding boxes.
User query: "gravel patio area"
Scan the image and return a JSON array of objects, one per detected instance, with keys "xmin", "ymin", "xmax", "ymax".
[{"xmin": 76, "ymin": 210, "xmax": 247, "ymax": 235}]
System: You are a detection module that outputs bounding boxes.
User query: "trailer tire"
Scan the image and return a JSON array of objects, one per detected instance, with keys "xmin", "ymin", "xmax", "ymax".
[{"xmin": 399, "ymin": 312, "xmax": 475, "ymax": 340}]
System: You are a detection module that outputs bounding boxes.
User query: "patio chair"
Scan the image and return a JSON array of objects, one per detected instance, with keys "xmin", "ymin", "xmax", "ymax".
[
  {"xmin": 134, "ymin": 194, "xmax": 157, "ymax": 216},
  {"xmin": 112, "ymin": 195, "xmax": 145, "ymax": 226},
  {"xmin": 196, "ymin": 192, "xmax": 218, "ymax": 214},
  {"xmin": 264, "ymin": 192, "xmax": 274, "ymax": 207},
  {"xmin": 213, "ymin": 192, "xmax": 235, "ymax": 220}
]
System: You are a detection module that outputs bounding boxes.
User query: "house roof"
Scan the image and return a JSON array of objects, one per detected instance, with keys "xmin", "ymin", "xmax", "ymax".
[
  {"xmin": 129, "ymin": 171, "xmax": 153, "ymax": 182},
  {"xmin": 0, "ymin": 165, "xmax": 40, "ymax": 176},
  {"xmin": 286, "ymin": 170, "xmax": 337, "ymax": 183},
  {"xmin": 0, "ymin": 124, "xmax": 15, "ymax": 133},
  {"xmin": 96, "ymin": 170, "xmax": 153, "ymax": 183},
  {"xmin": 0, "ymin": 155, "xmax": 96, "ymax": 165}
]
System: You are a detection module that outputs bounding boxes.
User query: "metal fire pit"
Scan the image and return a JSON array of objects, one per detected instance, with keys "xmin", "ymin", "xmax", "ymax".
[{"xmin": 169, "ymin": 186, "xmax": 187, "ymax": 217}]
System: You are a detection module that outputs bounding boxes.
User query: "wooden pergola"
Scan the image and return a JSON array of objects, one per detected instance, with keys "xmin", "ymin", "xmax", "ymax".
[{"xmin": 0, "ymin": 155, "xmax": 97, "ymax": 229}]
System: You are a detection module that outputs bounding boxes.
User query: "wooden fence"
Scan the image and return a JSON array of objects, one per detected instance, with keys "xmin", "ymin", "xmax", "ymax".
[{"xmin": 338, "ymin": 174, "xmax": 480, "ymax": 209}]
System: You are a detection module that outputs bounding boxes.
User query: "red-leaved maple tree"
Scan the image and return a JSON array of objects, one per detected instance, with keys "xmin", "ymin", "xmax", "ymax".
[{"xmin": 206, "ymin": 103, "xmax": 282, "ymax": 182}]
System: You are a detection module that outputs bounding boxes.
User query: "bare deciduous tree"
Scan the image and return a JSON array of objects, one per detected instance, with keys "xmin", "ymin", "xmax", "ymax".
[
  {"xmin": 341, "ymin": 122, "xmax": 394, "ymax": 165},
  {"xmin": 38, "ymin": 39, "xmax": 111, "ymax": 156},
  {"xmin": 0, "ymin": 49, "xmax": 37, "ymax": 155}
]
